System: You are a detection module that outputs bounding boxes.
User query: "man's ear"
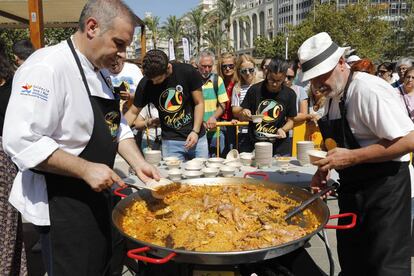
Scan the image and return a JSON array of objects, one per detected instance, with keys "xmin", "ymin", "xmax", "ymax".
[{"xmin": 85, "ymin": 17, "xmax": 99, "ymax": 39}]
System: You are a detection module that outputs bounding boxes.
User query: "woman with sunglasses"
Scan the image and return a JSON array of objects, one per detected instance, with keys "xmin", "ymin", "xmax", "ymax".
[
  {"xmin": 217, "ymin": 53, "xmax": 238, "ymax": 154},
  {"xmin": 231, "ymin": 54, "xmax": 262, "ymax": 152},
  {"xmin": 285, "ymin": 62, "xmax": 310, "ymax": 124},
  {"xmin": 377, "ymin": 62, "xmax": 394, "ymax": 84}
]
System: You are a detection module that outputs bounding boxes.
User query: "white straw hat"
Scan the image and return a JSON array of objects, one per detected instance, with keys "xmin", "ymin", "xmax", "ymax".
[{"xmin": 297, "ymin": 32, "xmax": 349, "ymax": 82}]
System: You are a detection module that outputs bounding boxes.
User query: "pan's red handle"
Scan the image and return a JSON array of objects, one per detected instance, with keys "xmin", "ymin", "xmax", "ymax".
[
  {"xmin": 325, "ymin": 213, "xmax": 357, "ymax": 229},
  {"xmin": 113, "ymin": 186, "xmax": 128, "ymax": 198},
  {"xmin": 243, "ymin": 172, "xmax": 269, "ymax": 180},
  {"xmin": 127, "ymin": 246, "xmax": 177, "ymax": 264}
]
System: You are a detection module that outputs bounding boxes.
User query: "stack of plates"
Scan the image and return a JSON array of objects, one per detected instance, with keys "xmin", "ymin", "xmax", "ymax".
[
  {"xmin": 144, "ymin": 150, "xmax": 162, "ymax": 166},
  {"xmin": 255, "ymin": 142, "xmax": 273, "ymax": 168},
  {"xmin": 296, "ymin": 141, "xmax": 315, "ymax": 166}
]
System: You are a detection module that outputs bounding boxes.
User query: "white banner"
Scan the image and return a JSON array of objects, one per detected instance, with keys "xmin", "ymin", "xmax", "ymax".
[
  {"xmin": 168, "ymin": 38, "xmax": 175, "ymax": 61},
  {"xmin": 182, "ymin": 37, "xmax": 190, "ymax": 62}
]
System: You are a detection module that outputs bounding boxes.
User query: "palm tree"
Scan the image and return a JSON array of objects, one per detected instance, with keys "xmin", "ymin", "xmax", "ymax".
[
  {"xmin": 163, "ymin": 15, "xmax": 183, "ymax": 57},
  {"xmin": 144, "ymin": 15, "xmax": 160, "ymax": 50},
  {"xmin": 216, "ymin": 0, "xmax": 236, "ymax": 52},
  {"xmin": 203, "ymin": 24, "xmax": 226, "ymax": 57},
  {"xmin": 186, "ymin": 7, "xmax": 208, "ymax": 55}
]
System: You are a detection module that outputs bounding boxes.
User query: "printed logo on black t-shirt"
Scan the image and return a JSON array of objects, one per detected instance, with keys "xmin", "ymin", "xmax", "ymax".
[
  {"xmin": 255, "ymin": 99, "xmax": 284, "ymax": 138},
  {"xmin": 159, "ymin": 85, "xmax": 192, "ymax": 130},
  {"xmin": 159, "ymin": 85, "xmax": 183, "ymax": 112}
]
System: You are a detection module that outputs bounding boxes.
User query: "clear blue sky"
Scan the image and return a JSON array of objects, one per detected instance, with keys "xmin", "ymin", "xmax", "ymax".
[{"xmin": 124, "ymin": 0, "xmax": 200, "ymax": 23}]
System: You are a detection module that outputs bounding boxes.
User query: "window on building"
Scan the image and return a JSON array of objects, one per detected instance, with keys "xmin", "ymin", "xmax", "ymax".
[{"xmin": 268, "ymin": 8, "xmax": 273, "ymax": 16}]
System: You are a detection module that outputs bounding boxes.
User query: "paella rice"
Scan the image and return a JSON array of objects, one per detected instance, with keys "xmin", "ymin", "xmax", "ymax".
[{"xmin": 120, "ymin": 184, "xmax": 319, "ymax": 252}]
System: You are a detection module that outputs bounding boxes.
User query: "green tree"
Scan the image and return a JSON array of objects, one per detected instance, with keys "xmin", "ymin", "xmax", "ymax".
[
  {"xmin": 203, "ymin": 24, "xmax": 226, "ymax": 57},
  {"xmin": 253, "ymin": 35, "xmax": 286, "ymax": 58},
  {"xmin": 144, "ymin": 15, "xmax": 161, "ymax": 50},
  {"xmin": 215, "ymin": 0, "xmax": 236, "ymax": 52},
  {"xmin": 185, "ymin": 7, "xmax": 208, "ymax": 55},
  {"xmin": 0, "ymin": 28, "xmax": 29, "ymax": 57},
  {"xmin": 296, "ymin": 1, "xmax": 391, "ymax": 61},
  {"xmin": 163, "ymin": 15, "xmax": 184, "ymax": 59},
  {"xmin": 44, "ymin": 27, "xmax": 76, "ymax": 45}
]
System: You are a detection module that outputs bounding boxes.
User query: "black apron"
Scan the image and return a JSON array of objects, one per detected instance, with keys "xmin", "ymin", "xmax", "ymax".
[
  {"xmin": 42, "ymin": 39, "xmax": 122, "ymax": 276},
  {"xmin": 318, "ymin": 73, "xmax": 411, "ymax": 276}
]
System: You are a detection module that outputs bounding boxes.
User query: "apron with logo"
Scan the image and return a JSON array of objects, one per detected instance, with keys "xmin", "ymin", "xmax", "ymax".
[
  {"xmin": 42, "ymin": 38, "xmax": 122, "ymax": 276},
  {"xmin": 317, "ymin": 72, "xmax": 410, "ymax": 276}
]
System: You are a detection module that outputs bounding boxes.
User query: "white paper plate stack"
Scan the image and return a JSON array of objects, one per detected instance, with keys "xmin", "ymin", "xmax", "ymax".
[
  {"xmin": 254, "ymin": 142, "xmax": 273, "ymax": 168},
  {"xmin": 296, "ymin": 141, "xmax": 315, "ymax": 166}
]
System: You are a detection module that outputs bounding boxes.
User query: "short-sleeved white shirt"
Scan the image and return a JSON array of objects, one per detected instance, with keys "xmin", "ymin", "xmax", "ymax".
[
  {"xmin": 323, "ymin": 72, "xmax": 414, "ymax": 162},
  {"xmin": 3, "ymin": 39, "xmax": 133, "ymax": 225}
]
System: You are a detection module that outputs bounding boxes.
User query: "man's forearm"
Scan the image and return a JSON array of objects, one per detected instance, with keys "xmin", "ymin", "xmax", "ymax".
[
  {"xmin": 352, "ymin": 131, "xmax": 414, "ymax": 164},
  {"xmin": 36, "ymin": 149, "xmax": 89, "ymax": 179},
  {"xmin": 281, "ymin": 118, "xmax": 294, "ymax": 132},
  {"xmin": 193, "ymin": 102, "xmax": 204, "ymax": 133},
  {"xmin": 118, "ymin": 138, "xmax": 146, "ymax": 169}
]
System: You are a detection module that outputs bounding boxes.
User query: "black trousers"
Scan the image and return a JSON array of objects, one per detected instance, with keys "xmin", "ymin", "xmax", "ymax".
[{"xmin": 337, "ymin": 163, "xmax": 411, "ymax": 276}]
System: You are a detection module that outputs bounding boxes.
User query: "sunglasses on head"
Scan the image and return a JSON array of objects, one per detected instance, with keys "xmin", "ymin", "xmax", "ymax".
[
  {"xmin": 222, "ymin": 64, "xmax": 235, "ymax": 70},
  {"xmin": 240, "ymin": 68, "xmax": 255, "ymax": 75}
]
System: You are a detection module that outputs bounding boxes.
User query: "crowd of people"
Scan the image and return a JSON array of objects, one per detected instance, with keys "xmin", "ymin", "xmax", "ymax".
[{"xmin": 1, "ymin": 0, "xmax": 414, "ymax": 275}]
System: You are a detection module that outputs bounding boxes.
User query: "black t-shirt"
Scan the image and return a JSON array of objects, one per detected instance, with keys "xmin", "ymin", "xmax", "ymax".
[
  {"xmin": 0, "ymin": 78, "xmax": 13, "ymax": 136},
  {"xmin": 134, "ymin": 63, "xmax": 205, "ymax": 141},
  {"xmin": 241, "ymin": 81, "xmax": 297, "ymax": 141}
]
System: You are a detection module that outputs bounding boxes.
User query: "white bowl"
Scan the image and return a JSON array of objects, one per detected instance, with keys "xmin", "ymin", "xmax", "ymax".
[
  {"xmin": 251, "ymin": 114, "xmax": 264, "ymax": 123},
  {"xmin": 202, "ymin": 167, "xmax": 219, "ymax": 178},
  {"xmin": 184, "ymin": 162, "xmax": 203, "ymax": 171},
  {"xmin": 307, "ymin": 149, "xmax": 327, "ymax": 163},
  {"xmin": 163, "ymin": 156, "xmax": 180, "ymax": 162},
  {"xmin": 207, "ymin": 162, "xmax": 222, "ymax": 169},
  {"xmin": 166, "ymin": 160, "xmax": 181, "ymax": 170},
  {"xmin": 227, "ymin": 161, "xmax": 243, "ymax": 170},
  {"xmin": 168, "ymin": 169, "xmax": 182, "ymax": 181},
  {"xmin": 192, "ymin": 157, "xmax": 207, "ymax": 164},
  {"xmin": 274, "ymin": 156, "xmax": 291, "ymax": 167},
  {"xmin": 240, "ymin": 156, "xmax": 253, "ymax": 166},
  {"xmin": 144, "ymin": 150, "xmax": 162, "ymax": 165},
  {"xmin": 240, "ymin": 152, "xmax": 254, "ymax": 158},
  {"xmin": 186, "ymin": 160, "xmax": 204, "ymax": 167},
  {"xmin": 220, "ymin": 166, "xmax": 236, "ymax": 177},
  {"xmin": 226, "ymin": 149, "xmax": 240, "ymax": 161},
  {"xmin": 208, "ymin": 157, "xmax": 225, "ymax": 164},
  {"xmin": 183, "ymin": 170, "xmax": 203, "ymax": 179}
]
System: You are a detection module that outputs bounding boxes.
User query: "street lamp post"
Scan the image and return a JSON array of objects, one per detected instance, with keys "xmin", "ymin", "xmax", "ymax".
[{"xmin": 285, "ymin": 35, "xmax": 289, "ymax": 60}]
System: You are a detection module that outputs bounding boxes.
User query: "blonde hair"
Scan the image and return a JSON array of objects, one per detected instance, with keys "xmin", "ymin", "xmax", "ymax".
[
  {"xmin": 235, "ymin": 54, "xmax": 256, "ymax": 85},
  {"xmin": 217, "ymin": 52, "xmax": 236, "ymax": 82}
]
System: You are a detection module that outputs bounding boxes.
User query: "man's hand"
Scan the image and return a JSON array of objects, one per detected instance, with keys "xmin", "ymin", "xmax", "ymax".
[
  {"xmin": 206, "ymin": 116, "xmax": 217, "ymax": 129},
  {"xmin": 82, "ymin": 162, "xmax": 125, "ymax": 192},
  {"xmin": 240, "ymin": 109, "xmax": 252, "ymax": 122},
  {"xmin": 185, "ymin": 131, "xmax": 199, "ymax": 150},
  {"xmin": 313, "ymin": 147, "xmax": 357, "ymax": 171},
  {"xmin": 133, "ymin": 162, "xmax": 160, "ymax": 183},
  {"xmin": 310, "ymin": 169, "xmax": 331, "ymax": 197},
  {"xmin": 120, "ymin": 91, "xmax": 131, "ymax": 101},
  {"xmin": 146, "ymin": 118, "xmax": 160, "ymax": 128},
  {"xmin": 276, "ymin": 128, "xmax": 287, "ymax": 139}
]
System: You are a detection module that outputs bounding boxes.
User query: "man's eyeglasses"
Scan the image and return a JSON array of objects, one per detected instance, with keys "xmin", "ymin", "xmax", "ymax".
[
  {"xmin": 240, "ymin": 68, "xmax": 255, "ymax": 75},
  {"xmin": 377, "ymin": 70, "xmax": 388, "ymax": 75},
  {"xmin": 286, "ymin": 75, "xmax": 295, "ymax": 81},
  {"xmin": 200, "ymin": 64, "xmax": 213, "ymax": 69},
  {"xmin": 222, "ymin": 64, "xmax": 235, "ymax": 70}
]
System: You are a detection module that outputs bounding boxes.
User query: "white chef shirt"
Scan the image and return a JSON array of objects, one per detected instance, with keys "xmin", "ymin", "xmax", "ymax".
[
  {"xmin": 323, "ymin": 72, "xmax": 414, "ymax": 162},
  {"xmin": 3, "ymin": 39, "xmax": 134, "ymax": 226}
]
